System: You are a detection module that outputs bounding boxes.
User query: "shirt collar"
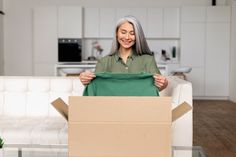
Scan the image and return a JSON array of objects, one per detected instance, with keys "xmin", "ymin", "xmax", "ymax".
[{"xmin": 114, "ymin": 49, "xmax": 137, "ymax": 62}]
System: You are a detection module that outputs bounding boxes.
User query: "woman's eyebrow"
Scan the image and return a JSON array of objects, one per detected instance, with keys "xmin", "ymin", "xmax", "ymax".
[{"xmin": 120, "ymin": 28, "xmax": 134, "ymax": 32}]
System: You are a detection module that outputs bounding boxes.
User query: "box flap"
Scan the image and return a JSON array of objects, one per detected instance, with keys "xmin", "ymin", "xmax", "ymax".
[
  {"xmin": 51, "ymin": 97, "xmax": 192, "ymax": 123},
  {"xmin": 172, "ymin": 101, "xmax": 192, "ymax": 122},
  {"xmin": 51, "ymin": 97, "xmax": 68, "ymax": 121}
]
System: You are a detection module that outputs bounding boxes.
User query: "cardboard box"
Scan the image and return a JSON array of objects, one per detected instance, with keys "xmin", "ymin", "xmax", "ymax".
[{"xmin": 51, "ymin": 96, "xmax": 192, "ymax": 157}]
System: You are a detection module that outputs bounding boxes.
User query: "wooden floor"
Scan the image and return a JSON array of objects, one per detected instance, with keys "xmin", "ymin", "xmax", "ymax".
[{"xmin": 193, "ymin": 100, "xmax": 236, "ymax": 157}]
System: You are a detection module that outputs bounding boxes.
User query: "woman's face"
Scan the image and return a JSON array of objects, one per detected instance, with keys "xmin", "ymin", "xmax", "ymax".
[{"xmin": 117, "ymin": 21, "xmax": 136, "ymax": 50}]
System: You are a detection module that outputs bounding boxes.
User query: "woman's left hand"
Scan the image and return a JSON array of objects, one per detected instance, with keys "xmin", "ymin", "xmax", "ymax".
[{"xmin": 153, "ymin": 74, "xmax": 168, "ymax": 91}]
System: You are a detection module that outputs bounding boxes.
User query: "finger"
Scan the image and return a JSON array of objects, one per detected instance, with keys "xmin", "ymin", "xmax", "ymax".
[
  {"xmin": 84, "ymin": 72, "xmax": 96, "ymax": 78},
  {"xmin": 84, "ymin": 70, "xmax": 95, "ymax": 76},
  {"xmin": 83, "ymin": 75, "xmax": 94, "ymax": 80}
]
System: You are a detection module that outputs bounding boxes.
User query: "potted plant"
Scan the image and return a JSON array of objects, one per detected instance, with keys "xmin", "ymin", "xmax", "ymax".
[
  {"xmin": 0, "ymin": 137, "xmax": 4, "ymax": 157},
  {"xmin": 0, "ymin": 137, "xmax": 3, "ymax": 148}
]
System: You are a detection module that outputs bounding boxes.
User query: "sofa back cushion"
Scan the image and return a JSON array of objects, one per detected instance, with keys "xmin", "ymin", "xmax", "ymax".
[{"xmin": 0, "ymin": 77, "xmax": 85, "ymax": 117}]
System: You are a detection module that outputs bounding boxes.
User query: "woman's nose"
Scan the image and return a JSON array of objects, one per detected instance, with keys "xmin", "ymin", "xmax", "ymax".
[{"xmin": 125, "ymin": 33, "xmax": 130, "ymax": 39}]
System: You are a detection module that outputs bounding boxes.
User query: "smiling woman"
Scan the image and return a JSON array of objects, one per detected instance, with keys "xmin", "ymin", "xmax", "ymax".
[{"xmin": 79, "ymin": 15, "xmax": 168, "ymax": 91}]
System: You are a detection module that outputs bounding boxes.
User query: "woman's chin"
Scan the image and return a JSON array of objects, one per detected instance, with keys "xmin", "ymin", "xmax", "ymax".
[{"xmin": 120, "ymin": 45, "xmax": 133, "ymax": 49}]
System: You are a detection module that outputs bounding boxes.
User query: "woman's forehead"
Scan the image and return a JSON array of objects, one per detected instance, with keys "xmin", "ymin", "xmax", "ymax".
[{"xmin": 119, "ymin": 21, "xmax": 134, "ymax": 30}]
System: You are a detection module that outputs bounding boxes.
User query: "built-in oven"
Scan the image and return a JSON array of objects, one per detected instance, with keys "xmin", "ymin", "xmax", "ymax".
[{"xmin": 58, "ymin": 38, "xmax": 82, "ymax": 63}]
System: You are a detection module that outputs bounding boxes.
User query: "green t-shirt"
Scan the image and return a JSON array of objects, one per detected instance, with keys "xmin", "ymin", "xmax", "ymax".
[
  {"xmin": 95, "ymin": 52, "xmax": 161, "ymax": 75},
  {"xmin": 83, "ymin": 72, "xmax": 159, "ymax": 96}
]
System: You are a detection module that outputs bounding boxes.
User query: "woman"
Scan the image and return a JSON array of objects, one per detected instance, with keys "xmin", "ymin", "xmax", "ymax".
[{"xmin": 79, "ymin": 15, "xmax": 168, "ymax": 91}]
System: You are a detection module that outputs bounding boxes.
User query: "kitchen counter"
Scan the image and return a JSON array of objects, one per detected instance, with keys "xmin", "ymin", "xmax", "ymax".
[{"xmin": 55, "ymin": 63, "xmax": 96, "ymax": 76}]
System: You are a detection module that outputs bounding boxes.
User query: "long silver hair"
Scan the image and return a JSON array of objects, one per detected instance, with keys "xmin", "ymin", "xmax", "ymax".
[{"xmin": 110, "ymin": 15, "xmax": 153, "ymax": 55}]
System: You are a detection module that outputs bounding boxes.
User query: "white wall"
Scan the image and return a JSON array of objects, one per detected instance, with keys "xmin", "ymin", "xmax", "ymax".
[
  {"xmin": 0, "ymin": 0, "xmax": 3, "ymax": 75},
  {"xmin": 229, "ymin": 4, "xmax": 236, "ymax": 102}
]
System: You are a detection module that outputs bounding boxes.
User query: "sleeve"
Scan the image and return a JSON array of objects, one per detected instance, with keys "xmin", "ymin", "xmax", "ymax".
[
  {"xmin": 147, "ymin": 56, "xmax": 161, "ymax": 75},
  {"xmin": 83, "ymin": 82, "xmax": 96, "ymax": 96}
]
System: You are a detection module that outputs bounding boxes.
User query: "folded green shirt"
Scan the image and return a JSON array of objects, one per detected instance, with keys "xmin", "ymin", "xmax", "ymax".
[{"xmin": 83, "ymin": 72, "xmax": 159, "ymax": 96}]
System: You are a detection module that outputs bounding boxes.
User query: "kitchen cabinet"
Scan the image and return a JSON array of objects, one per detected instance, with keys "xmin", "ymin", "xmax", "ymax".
[
  {"xmin": 181, "ymin": 6, "xmax": 231, "ymax": 98},
  {"xmin": 146, "ymin": 7, "xmax": 180, "ymax": 38},
  {"xmin": 207, "ymin": 6, "xmax": 231, "ymax": 22},
  {"xmin": 181, "ymin": 6, "xmax": 206, "ymax": 22},
  {"xmin": 163, "ymin": 8, "xmax": 180, "ymax": 38},
  {"xmin": 99, "ymin": 8, "xmax": 116, "ymax": 38},
  {"xmin": 205, "ymin": 22, "xmax": 230, "ymax": 97},
  {"xmin": 83, "ymin": 8, "xmax": 115, "ymax": 38},
  {"xmin": 181, "ymin": 23, "xmax": 205, "ymax": 67},
  {"xmin": 58, "ymin": 6, "xmax": 82, "ymax": 38},
  {"xmin": 186, "ymin": 68, "xmax": 205, "ymax": 97},
  {"xmin": 84, "ymin": 7, "xmax": 179, "ymax": 39},
  {"xmin": 180, "ymin": 7, "xmax": 206, "ymax": 97},
  {"xmin": 116, "ymin": 8, "xmax": 132, "ymax": 20},
  {"xmin": 33, "ymin": 7, "xmax": 58, "ymax": 76},
  {"xmin": 84, "ymin": 8, "xmax": 99, "ymax": 38},
  {"xmin": 147, "ymin": 8, "xmax": 163, "ymax": 38},
  {"xmin": 205, "ymin": 7, "xmax": 230, "ymax": 97}
]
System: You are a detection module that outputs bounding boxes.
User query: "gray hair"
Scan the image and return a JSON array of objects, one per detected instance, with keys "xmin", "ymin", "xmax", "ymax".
[{"xmin": 110, "ymin": 15, "xmax": 153, "ymax": 55}]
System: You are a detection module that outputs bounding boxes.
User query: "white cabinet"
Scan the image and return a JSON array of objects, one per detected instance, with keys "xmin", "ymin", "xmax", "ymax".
[
  {"xmin": 163, "ymin": 8, "xmax": 180, "ymax": 38},
  {"xmin": 58, "ymin": 6, "xmax": 82, "ymax": 38},
  {"xmin": 204, "ymin": 6, "xmax": 231, "ymax": 97},
  {"xmin": 181, "ymin": 6, "xmax": 206, "ymax": 22},
  {"xmin": 116, "ymin": 8, "xmax": 132, "ymax": 21},
  {"xmin": 181, "ymin": 23, "xmax": 205, "ymax": 67},
  {"xmin": 205, "ymin": 21, "xmax": 230, "ymax": 96},
  {"xmin": 207, "ymin": 6, "xmax": 231, "ymax": 22},
  {"xmin": 99, "ymin": 8, "xmax": 116, "ymax": 38},
  {"xmin": 83, "ymin": 8, "xmax": 115, "ymax": 38},
  {"xmin": 146, "ymin": 8, "xmax": 180, "ymax": 38},
  {"xmin": 181, "ymin": 6, "xmax": 231, "ymax": 98},
  {"xmin": 186, "ymin": 68, "xmax": 205, "ymax": 97},
  {"xmin": 84, "ymin": 7, "xmax": 180, "ymax": 39},
  {"xmin": 181, "ymin": 7, "xmax": 206, "ymax": 97},
  {"xmin": 147, "ymin": 8, "xmax": 163, "ymax": 38},
  {"xmin": 33, "ymin": 7, "xmax": 58, "ymax": 76},
  {"xmin": 84, "ymin": 8, "xmax": 99, "ymax": 38}
]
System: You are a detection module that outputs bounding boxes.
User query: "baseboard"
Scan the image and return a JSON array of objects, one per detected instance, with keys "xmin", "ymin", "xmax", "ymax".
[{"xmin": 193, "ymin": 96, "xmax": 229, "ymax": 100}]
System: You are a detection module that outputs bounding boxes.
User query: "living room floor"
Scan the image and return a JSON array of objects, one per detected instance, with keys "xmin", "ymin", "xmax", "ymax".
[{"xmin": 193, "ymin": 100, "xmax": 236, "ymax": 157}]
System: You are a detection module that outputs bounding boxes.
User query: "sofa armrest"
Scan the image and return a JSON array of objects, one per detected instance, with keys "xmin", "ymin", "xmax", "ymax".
[{"xmin": 160, "ymin": 76, "xmax": 193, "ymax": 146}]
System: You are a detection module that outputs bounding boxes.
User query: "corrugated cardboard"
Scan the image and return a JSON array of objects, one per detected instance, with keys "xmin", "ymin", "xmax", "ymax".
[
  {"xmin": 51, "ymin": 96, "xmax": 192, "ymax": 157},
  {"xmin": 172, "ymin": 101, "xmax": 192, "ymax": 122},
  {"xmin": 51, "ymin": 97, "xmax": 68, "ymax": 121}
]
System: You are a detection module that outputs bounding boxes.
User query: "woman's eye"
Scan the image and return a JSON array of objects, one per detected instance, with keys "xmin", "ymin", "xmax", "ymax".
[{"xmin": 130, "ymin": 32, "xmax": 135, "ymax": 35}]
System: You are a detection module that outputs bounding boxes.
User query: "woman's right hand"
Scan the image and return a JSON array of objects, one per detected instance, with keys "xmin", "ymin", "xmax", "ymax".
[{"xmin": 79, "ymin": 71, "xmax": 96, "ymax": 85}]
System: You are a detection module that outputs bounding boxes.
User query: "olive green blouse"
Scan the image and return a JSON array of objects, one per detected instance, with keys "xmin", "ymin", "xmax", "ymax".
[{"xmin": 95, "ymin": 51, "xmax": 161, "ymax": 74}]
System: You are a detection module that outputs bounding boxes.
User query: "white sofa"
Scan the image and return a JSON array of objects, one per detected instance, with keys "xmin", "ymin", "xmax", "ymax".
[{"xmin": 0, "ymin": 76, "xmax": 192, "ymax": 147}]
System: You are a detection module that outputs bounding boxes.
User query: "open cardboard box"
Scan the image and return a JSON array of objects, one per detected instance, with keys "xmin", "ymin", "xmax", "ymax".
[{"xmin": 52, "ymin": 96, "xmax": 192, "ymax": 157}]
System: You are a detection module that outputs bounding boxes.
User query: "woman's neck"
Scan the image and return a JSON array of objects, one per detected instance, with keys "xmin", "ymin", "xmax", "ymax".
[{"xmin": 119, "ymin": 47, "xmax": 132, "ymax": 63}]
